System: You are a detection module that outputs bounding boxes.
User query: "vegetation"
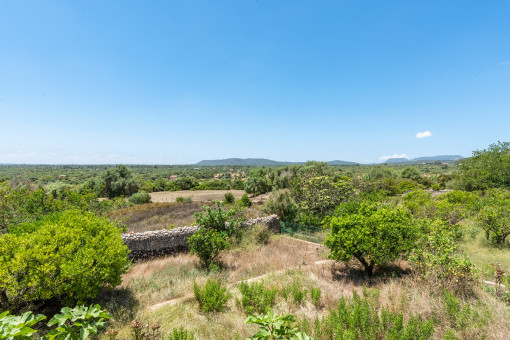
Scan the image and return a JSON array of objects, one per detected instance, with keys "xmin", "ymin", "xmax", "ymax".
[
  {"xmin": 324, "ymin": 203, "xmax": 418, "ymax": 276},
  {"xmin": 193, "ymin": 279, "xmax": 231, "ymax": 313}
]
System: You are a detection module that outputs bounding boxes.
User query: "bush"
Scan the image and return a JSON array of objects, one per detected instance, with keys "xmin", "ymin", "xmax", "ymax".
[
  {"xmin": 224, "ymin": 192, "xmax": 235, "ymax": 204},
  {"xmin": 0, "ymin": 210, "xmax": 130, "ymax": 304},
  {"xmin": 167, "ymin": 327, "xmax": 195, "ymax": 340},
  {"xmin": 324, "ymin": 203, "xmax": 418, "ymax": 276},
  {"xmin": 239, "ymin": 193, "xmax": 251, "ymax": 207},
  {"xmin": 188, "ymin": 228, "xmax": 228, "ymax": 269},
  {"xmin": 193, "ymin": 279, "xmax": 231, "ymax": 313},
  {"xmin": 410, "ymin": 219, "xmax": 474, "ymax": 286},
  {"xmin": 310, "ymin": 287, "xmax": 321, "ymax": 307},
  {"xmin": 262, "ymin": 190, "xmax": 298, "ymax": 222},
  {"xmin": 129, "ymin": 191, "xmax": 151, "ymax": 204},
  {"xmin": 245, "ymin": 310, "xmax": 313, "ymax": 340},
  {"xmin": 312, "ymin": 290, "xmax": 434, "ymax": 339},
  {"xmin": 237, "ymin": 281, "xmax": 277, "ymax": 314},
  {"xmin": 176, "ymin": 196, "xmax": 192, "ymax": 203}
]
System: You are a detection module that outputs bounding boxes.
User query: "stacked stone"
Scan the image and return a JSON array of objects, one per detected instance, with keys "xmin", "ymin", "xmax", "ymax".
[{"xmin": 121, "ymin": 215, "xmax": 280, "ymax": 261}]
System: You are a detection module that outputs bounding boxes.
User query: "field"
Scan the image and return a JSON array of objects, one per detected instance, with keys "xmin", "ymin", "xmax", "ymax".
[
  {"xmin": 149, "ymin": 190, "xmax": 247, "ymax": 203},
  {"xmin": 99, "ymin": 233, "xmax": 510, "ymax": 339}
]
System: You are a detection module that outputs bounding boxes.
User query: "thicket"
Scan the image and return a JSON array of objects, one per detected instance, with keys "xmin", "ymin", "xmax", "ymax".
[{"xmin": 0, "ymin": 210, "xmax": 129, "ymax": 307}]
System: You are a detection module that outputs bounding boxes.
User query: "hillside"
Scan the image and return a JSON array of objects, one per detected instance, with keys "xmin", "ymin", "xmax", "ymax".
[
  {"xmin": 384, "ymin": 155, "xmax": 464, "ymax": 164},
  {"xmin": 195, "ymin": 158, "xmax": 358, "ymax": 166}
]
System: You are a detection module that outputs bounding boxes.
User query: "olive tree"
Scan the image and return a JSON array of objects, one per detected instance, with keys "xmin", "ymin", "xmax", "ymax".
[{"xmin": 323, "ymin": 203, "xmax": 418, "ymax": 276}]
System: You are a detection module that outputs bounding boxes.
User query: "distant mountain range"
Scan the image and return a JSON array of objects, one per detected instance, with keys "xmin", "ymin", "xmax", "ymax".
[
  {"xmin": 195, "ymin": 155, "xmax": 464, "ymax": 166},
  {"xmin": 384, "ymin": 155, "xmax": 464, "ymax": 164},
  {"xmin": 194, "ymin": 158, "xmax": 358, "ymax": 166}
]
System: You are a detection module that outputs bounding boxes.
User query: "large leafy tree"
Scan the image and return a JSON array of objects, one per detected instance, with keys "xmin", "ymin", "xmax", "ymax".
[
  {"xmin": 98, "ymin": 165, "xmax": 139, "ymax": 198},
  {"xmin": 324, "ymin": 203, "xmax": 418, "ymax": 276},
  {"xmin": 456, "ymin": 141, "xmax": 510, "ymax": 191}
]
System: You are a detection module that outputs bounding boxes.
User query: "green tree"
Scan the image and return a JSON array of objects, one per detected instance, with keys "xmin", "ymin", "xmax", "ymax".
[
  {"xmin": 99, "ymin": 165, "xmax": 139, "ymax": 198},
  {"xmin": 292, "ymin": 176, "xmax": 353, "ymax": 225},
  {"xmin": 456, "ymin": 141, "xmax": 510, "ymax": 190},
  {"xmin": 477, "ymin": 189, "xmax": 510, "ymax": 245},
  {"xmin": 400, "ymin": 166, "xmax": 422, "ymax": 182},
  {"xmin": 244, "ymin": 175, "xmax": 272, "ymax": 196},
  {"xmin": 324, "ymin": 203, "xmax": 418, "ymax": 276}
]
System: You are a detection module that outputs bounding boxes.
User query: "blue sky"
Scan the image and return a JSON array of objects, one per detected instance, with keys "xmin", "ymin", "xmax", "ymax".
[{"xmin": 1, "ymin": 0, "xmax": 509, "ymax": 164}]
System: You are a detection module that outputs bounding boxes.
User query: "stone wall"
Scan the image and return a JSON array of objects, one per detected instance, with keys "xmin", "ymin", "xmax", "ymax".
[{"xmin": 121, "ymin": 214, "xmax": 280, "ymax": 261}]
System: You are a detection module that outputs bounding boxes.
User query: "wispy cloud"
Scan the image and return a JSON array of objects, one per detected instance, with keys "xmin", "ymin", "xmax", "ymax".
[
  {"xmin": 416, "ymin": 130, "xmax": 433, "ymax": 139},
  {"xmin": 499, "ymin": 61, "xmax": 510, "ymax": 66},
  {"xmin": 379, "ymin": 153, "xmax": 409, "ymax": 161}
]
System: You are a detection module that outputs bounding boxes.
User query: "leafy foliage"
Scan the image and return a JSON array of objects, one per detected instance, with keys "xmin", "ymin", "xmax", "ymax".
[
  {"xmin": 193, "ymin": 279, "xmax": 231, "ymax": 313},
  {"xmin": 239, "ymin": 193, "xmax": 252, "ymax": 207},
  {"xmin": 324, "ymin": 203, "xmax": 418, "ymax": 276},
  {"xmin": 263, "ymin": 190, "xmax": 298, "ymax": 222},
  {"xmin": 128, "ymin": 191, "xmax": 151, "ymax": 205},
  {"xmin": 0, "ymin": 311, "xmax": 46, "ymax": 339},
  {"xmin": 224, "ymin": 192, "xmax": 235, "ymax": 204},
  {"xmin": 188, "ymin": 228, "xmax": 229, "ymax": 269},
  {"xmin": 0, "ymin": 210, "xmax": 130, "ymax": 304},
  {"xmin": 167, "ymin": 327, "xmax": 195, "ymax": 340},
  {"xmin": 98, "ymin": 165, "xmax": 139, "ymax": 198},
  {"xmin": 46, "ymin": 304, "xmax": 110, "ymax": 340},
  {"xmin": 245, "ymin": 310, "xmax": 313, "ymax": 340},
  {"xmin": 477, "ymin": 189, "xmax": 510, "ymax": 245}
]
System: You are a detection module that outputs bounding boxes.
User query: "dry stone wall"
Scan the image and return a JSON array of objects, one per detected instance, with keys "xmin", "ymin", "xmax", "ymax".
[{"xmin": 122, "ymin": 214, "xmax": 280, "ymax": 261}]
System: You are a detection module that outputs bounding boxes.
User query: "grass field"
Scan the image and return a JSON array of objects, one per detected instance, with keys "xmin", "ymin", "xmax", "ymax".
[
  {"xmin": 149, "ymin": 190, "xmax": 247, "ymax": 203},
  {"xmin": 97, "ymin": 232, "xmax": 510, "ymax": 339}
]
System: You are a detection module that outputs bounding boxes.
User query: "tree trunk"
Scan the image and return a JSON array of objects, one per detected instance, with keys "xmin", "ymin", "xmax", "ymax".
[{"xmin": 355, "ymin": 255, "xmax": 374, "ymax": 277}]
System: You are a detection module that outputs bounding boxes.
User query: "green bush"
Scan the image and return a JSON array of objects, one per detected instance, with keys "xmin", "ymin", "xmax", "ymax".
[
  {"xmin": 239, "ymin": 193, "xmax": 251, "ymax": 207},
  {"xmin": 312, "ymin": 291, "xmax": 434, "ymax": 339},
  {"xmin": 237, "ymin": 281, "xmax": 277, "ymax": 314},
  {"xmin": 193, "ymin": 279, "xmax": 231, "ymax": 313},
  {"xmin": 167, "ymin": 327, "xmax": 195, "ymax": 340},
  {"xmin": 262, "ymin": 190, "xmax": 298, "ymax": 222},
  {"xmin": 176, "ymin": 196, "xmax": 192, "ymax": 203},
  {"xmin": 410, "ymin": 220, "xmax": 474, "ymax": 285},
  {"xmin": 128, "ymin": 191, "xmax": 151, "ymax": 204},
  {"xmin": 245, "ymin": 310, "xmax": 313, "ymax": 340},
  {"xmin": 0, "ymin": 210, "xmax": 130, "ymax": 304},
  {"xmin": 224, "ymin": 192, "xmax": 235, "ymax": 204},
  {"xmin": 291, "ymin": 282, "xmax": 307, "ymax": 305},
  {"xmin": 188, "ymin": 228, "xmax": 228, "ymax": 269},
  {"xmin": 324, "ymin": 203, "xmax": 418, "ymax": 276},
  {"xmin": 310, "ymin": 287, "xmax": 321, "ymax": 307}
]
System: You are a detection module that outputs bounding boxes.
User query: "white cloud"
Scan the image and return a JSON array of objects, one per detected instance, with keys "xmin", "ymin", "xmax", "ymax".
[
  {"xmin": 416, "ymin": 130, "xmax": 433, "ymax": 139},
  {"xmin": 379, "ymin": 153, "xmax": 409, "ymax": 161}
]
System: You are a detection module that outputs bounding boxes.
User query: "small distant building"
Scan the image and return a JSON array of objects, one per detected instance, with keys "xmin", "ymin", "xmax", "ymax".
[
  {"xmin": 57, "ymin": 175, "xmax": 67, "ymax": 180},
  {"xmin": 169, "ymin": 175, "xmax": 178, "ymax": 180}
]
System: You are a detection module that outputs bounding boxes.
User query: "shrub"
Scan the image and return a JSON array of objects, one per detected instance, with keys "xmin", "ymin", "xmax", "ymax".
[
  {"xmin": 193, "ymin": 279, "xmax": 231, "ymax": 313},
  {"xmin": 176, "ymin": 196, "xmax": 192, "ymax": 203},
  {"xmin": 167, "ymin": 327, "xmax": 195, "ymax": 340},
  {"xmin": 323, "ymin": 203, "xmax": 418, "ymax": 276},
  {"xmin": 237, "ymin": 281, "xmax": 277, "ymax": 314},
  {"xmin": 410, "ymin": 219, "xmax": 474, "ymax": 286},
  {"xmin": 245, "ymin": 310, "xmax": 313, "ymax": 340},
  {"xmin": 0, "ymin": 210, "xmax": 130, "ymax": 304},
  {"xmin": 477, "ymin": 189, "xmax": 510, "ymax": 245},
  {"xmin": 239, "ymin": 193, "xmax": 251, "ymax": 207},
  {"xmin": 310, "ymin": 287, "xmax": 321, "ymax": 307},
  {"xmin": 224, "ymin": 192, "xmax": 235, "ymax": 204},
  {"xmin": 194, "ymin": 201, "xmax": 242, "ymax": 236},
  {"xmin": 262, "ymin": 190, "xmax": 298, "ymax": 222},
  {"xmin": 291, "ymin": 282, "xmax": 307, "ymax": 305},
  {"xmin": 317, "ymin": 291, "xmax": 434, "ymax": 339},
  {"xmin": 188, "ymin": 228, "xmax": 228, "ymax": 269},
  {"xmin": 129, "ymin": 191, "xmax": 151, "ymax": 204}
]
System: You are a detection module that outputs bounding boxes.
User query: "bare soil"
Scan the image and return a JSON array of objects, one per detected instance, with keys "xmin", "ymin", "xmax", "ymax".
[{"xmin": 149, "ymin": 190, "xmax": 246, "ymax": 203}]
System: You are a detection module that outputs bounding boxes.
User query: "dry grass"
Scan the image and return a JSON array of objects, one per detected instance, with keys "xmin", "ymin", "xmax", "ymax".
[
  {"xmin": 108, "ymin": 202, "xmax": 212, "ymax": 232},
  {"xmin": 149, "ymin": 190, "xmax": 246, "ymax": 203},
  {"xmin": 100, "ymin": 234, "xmax": 510, "ymax": 339}
]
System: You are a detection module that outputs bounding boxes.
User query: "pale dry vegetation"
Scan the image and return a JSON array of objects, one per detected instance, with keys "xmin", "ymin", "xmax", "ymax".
[{"xmin": 149, "ymin": 190, "xmax": 246, "ymax": 203}]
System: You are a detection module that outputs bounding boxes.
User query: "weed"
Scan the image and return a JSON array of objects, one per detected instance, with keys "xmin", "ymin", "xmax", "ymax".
[
  {"xmin": 193, "ymin": 279, "xmax": 231, "ymax": 313},
  {"xmin": 236, "ymin": 281, "xmax": 277, "ymax": 314}
]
